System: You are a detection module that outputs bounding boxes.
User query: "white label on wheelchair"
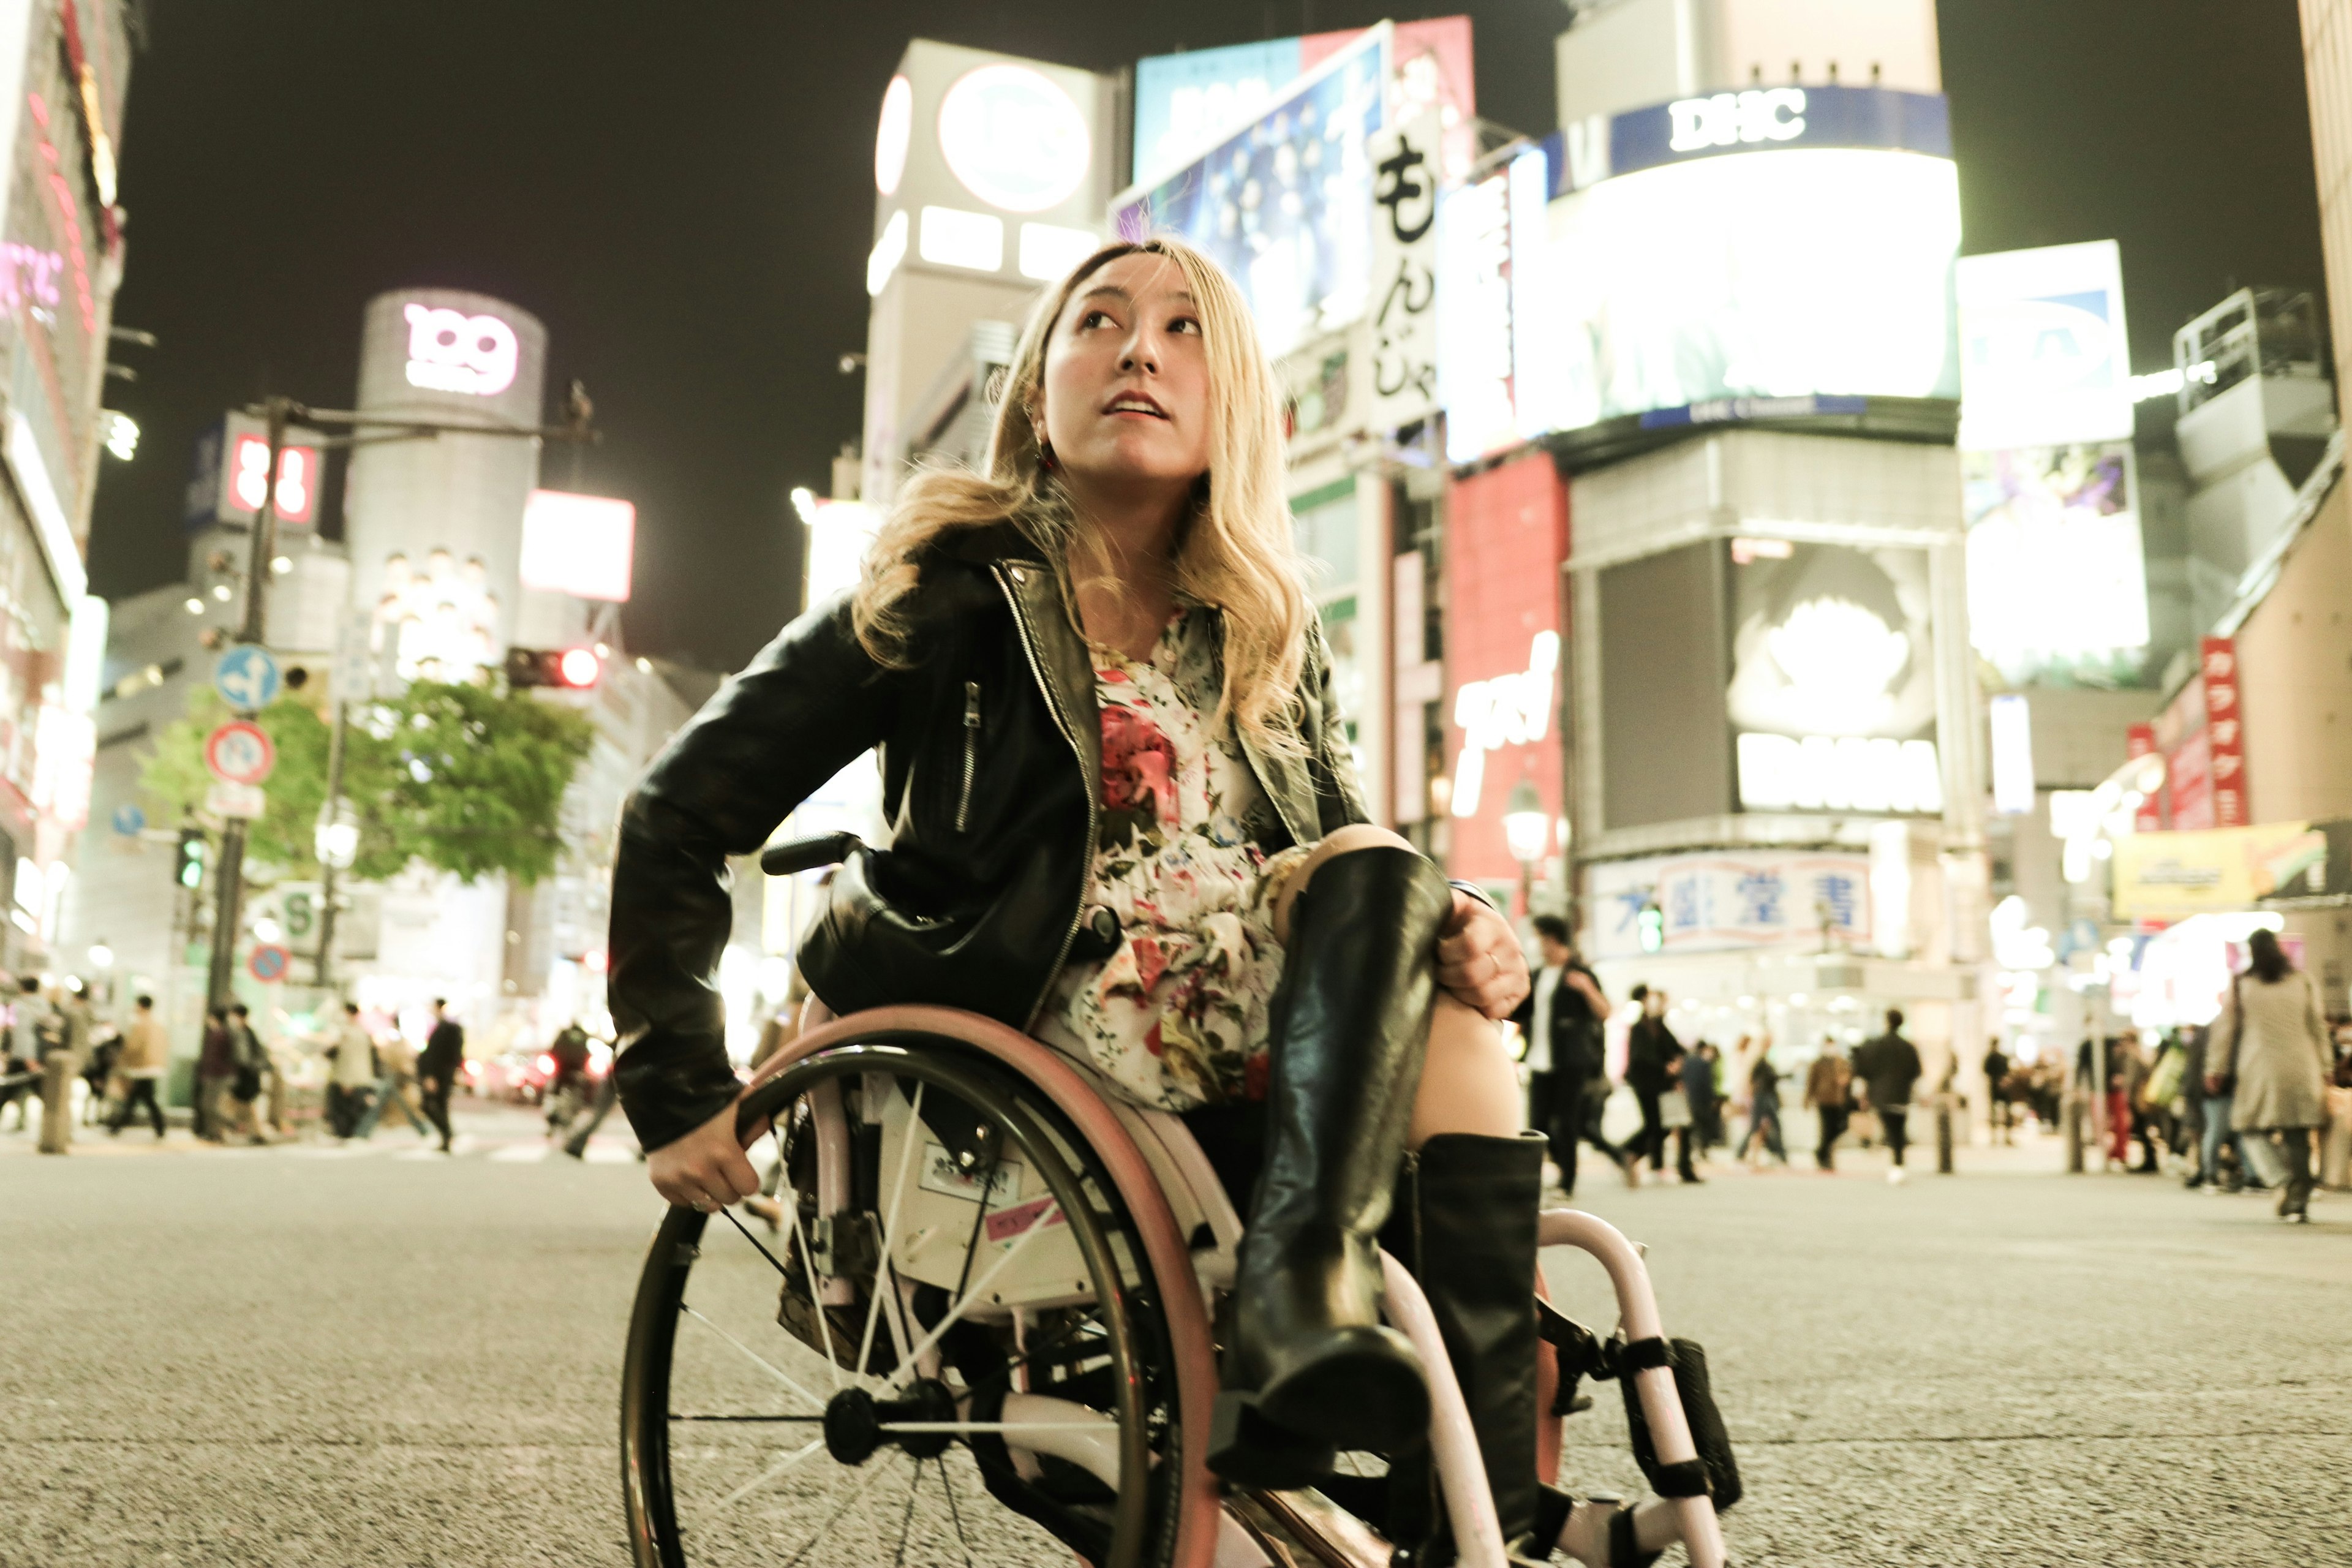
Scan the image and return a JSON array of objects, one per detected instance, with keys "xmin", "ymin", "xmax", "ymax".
[
  {"xmin": 916, "ymin": 1142, "xmax": 1025, "ymax": 1205},
  {"xmin": 880, "ymin": 1084, "xmax": 1096, "ymax": 1313}
]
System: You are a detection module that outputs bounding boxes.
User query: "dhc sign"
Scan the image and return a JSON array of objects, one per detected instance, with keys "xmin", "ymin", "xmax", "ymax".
[
  {"xmin": 1667, "ymin": 89, "xmax": 1809, "ymax": 153},
  {"xmin": 1552, "ymin": 84, "xmax": 1953, "ymax": 196}
]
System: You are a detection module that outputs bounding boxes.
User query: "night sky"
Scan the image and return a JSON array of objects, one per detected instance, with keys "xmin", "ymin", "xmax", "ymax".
[{"xmin": 88, "ymin": 1, "xmax": 2324, "ymax": 675}]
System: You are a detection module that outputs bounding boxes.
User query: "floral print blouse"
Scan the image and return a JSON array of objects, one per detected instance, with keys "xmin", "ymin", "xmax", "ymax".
[{"xmin": 1033, "ymin": 607, "xmax": 1303, "ymax": 1112}]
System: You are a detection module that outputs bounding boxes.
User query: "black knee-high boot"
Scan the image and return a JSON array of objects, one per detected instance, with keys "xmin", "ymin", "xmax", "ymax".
[
  {"xmin": 1386, "ymin": 1131, "xmax": 1547, "ymax": 1553},
  {"xmin": 1208, "ymin": 845, "xmax": 1454, "ymax": 1488}
]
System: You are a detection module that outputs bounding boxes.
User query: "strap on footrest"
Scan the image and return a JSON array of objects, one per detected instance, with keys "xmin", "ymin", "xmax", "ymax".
[
  {"xmin": 1616, "ymin": 1335, "xmax": 1671, "ymax": 1373},
  {"xmin": 1646, "ymin": 1458, "xmax": 1710, "ymax": 1498}
]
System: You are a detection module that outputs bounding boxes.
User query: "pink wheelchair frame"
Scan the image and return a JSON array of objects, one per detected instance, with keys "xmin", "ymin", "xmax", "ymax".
[{"xmin": 753, "ymin": 1000, "xmax": 1727, "ymax": 1568}]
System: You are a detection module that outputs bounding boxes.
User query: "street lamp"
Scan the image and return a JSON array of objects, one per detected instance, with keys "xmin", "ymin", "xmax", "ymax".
[
  {"xmin": 86, "ymin": 938, "xmax": 113, "ymax": 971},
  {"xmin": 314, "ymin": 801, "xmax": 359, "ymax": 870},
  {"xmin": 1503, "ymin": 779, "xmax": 1548, "ymax": 918}
]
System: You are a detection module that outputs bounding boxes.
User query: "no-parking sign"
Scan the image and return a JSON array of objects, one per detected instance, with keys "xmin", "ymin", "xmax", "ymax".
[
  {"xmin": 205, "ymin": 721, "xmax": 276, "ymax": 786},
  {"xmin": 247, "ymin": 943, "xmax": 292, "ymax": 982}
]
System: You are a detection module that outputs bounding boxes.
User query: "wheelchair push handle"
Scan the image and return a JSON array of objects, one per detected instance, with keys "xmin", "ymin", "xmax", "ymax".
[{"xmin": 760, "ymin": 831, "xmax": 863, "ymax": 877}]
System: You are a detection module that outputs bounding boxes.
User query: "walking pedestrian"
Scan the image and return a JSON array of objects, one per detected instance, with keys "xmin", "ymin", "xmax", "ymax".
[
  {"xmin": 417, "ymin": 998, "xmax": 462, "ymax": 1153},
  {"xmin": 321, "ymin": 1002, "xmax": 377, "ymax": 1139},
  {"xmin": 2206, "ymin": 929, "xmax": 2332, "ymax": 1223},
  {"xmin": 1852, "ymin": 1008, "xmax": 1923, "ymax": 1183},
  {"xmin": 543, "ymin": 1019, "xmax": 592, "ymax": 1137},
  {"xmin": 1983, "ymin": 1038, "xmax": 2013, "ymax": 1145},
  {"xmin": 1508, "ymin": 916, "xmax": 1634, "ymax": 1195},
  {"xmin": 105, "ymin": 995, "xmax": 168, "ymax": 1139},
  {"xmin": 1739, "ymin": 1043, "xmax": 1787, "ymax": 1165},
  {"xmin": 219, "ymin": 1004, "xmax": 267, "ymax": 1144},
  {"xmin": 562, "ymin": 1056, "xmax": 623, "ymax": 1159},
  {"xmin": 195, "ymin": 1006, "xmax": 234, "ymax": 1142},
  {"xmin": 1627, "ymin": 986, "xmax": 1698, "ymax": 1183},
  {"xmin": 1684, "ymin": 1039, "xmax": 1724, "ymax": 1156},
  {"xmin": 1804, "ymin": 1038, "xmax": 1852, "ymax": 1172},
  {"xmin": 351, "ymin": 1026, "xmax": 433, "ymax": 1140}
]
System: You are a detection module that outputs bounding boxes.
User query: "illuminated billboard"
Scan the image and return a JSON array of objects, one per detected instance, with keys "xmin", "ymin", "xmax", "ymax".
[
  {"xmin": 1727, "ymin": 539, "xmax": 1942, "ymax": 815},
  {"xmin": 1956, "ymin": 241, "xmax": 2133, "ymax": 451},
  {"xmin": 1113, "ymin": 26, "xmax": 1390, "ymax": 358},
  {"xmin": 1963, "ymin": 443, "xmax": 2150, "ymax": 687},
  {"xmin": 185, "ymin": 410, "xmax": 327, "ymax": 532},
  {"xmin": 1543, "ymin": 147, "xmax": 1959, "ymax": 430},
  {"xmin": 519, "ymin": 490, "xmax": 636, "ymax": 603},
  {"xmin": 1442, "ymin": 451, "xmax": 1567, "ymax": 884},
  {"xmin": 1442, "ymin": 86, "xmax": 1960, "ymax": 445},
  {"xmin": 1132, "ymin": 18, "xmax": 1475, "ymax": 186},
  {"xmin": 866, "ymin": 42, "xmax": 1113, "ymax": 296},
  {"xmin": 1434, "ymin": 143, "xmax": 1555, "ymax": 464}
]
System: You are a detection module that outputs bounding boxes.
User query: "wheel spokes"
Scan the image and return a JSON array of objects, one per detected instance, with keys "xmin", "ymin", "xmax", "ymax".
[
  {"xmin": 857, "ymin": 1082, "xmax": 927, "ymax": 1379},
  {"xmin": 679, "ymin": 1303, "xmax": 829, "ymax": 1413},
  {"xmin": 715, "ymin": 1435, "xmax": 826, "ymax": 1510},
  {"xmin": 884, "ymin": 1199, "xmax": 1066, "ymax": 1392}
]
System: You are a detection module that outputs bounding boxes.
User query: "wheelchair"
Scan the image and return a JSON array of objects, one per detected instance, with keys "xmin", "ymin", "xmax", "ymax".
[{"xmin": 620, "ymin": 839, "xmax": 1733, "ymax": 1568}]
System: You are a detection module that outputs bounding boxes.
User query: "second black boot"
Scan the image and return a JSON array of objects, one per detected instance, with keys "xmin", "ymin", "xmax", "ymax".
[
  {"xmin": 1208, "ymin": 845, "xmax": 1455, "ymax": 1488},
  {"xmin": 1387, "ymin": 1131, "xmax": 1548, "ymax": 1553}
]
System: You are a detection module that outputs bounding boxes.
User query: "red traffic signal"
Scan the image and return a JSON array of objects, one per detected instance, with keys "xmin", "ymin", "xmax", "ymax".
[{"xmin": 505, "ymin": 646, "xmax": 603, "ymax": 690}]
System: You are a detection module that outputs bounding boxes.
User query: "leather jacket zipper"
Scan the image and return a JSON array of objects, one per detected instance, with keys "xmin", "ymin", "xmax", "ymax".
[
  {"xmin": 954, "ymin": 680, "xmax": 981, "ymax": 833},
  {"xmin": 993, "ymin": 564, "xmax": 1096, "ymax": 1028}
]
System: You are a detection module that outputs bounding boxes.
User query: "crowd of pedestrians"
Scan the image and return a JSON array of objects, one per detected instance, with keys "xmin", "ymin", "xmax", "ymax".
[
  {"xmin": 4, "ymin": 981, "xmax": 624, "ymax": 1156},
  {"xmin": 1508, "ymin": 922, "xmax": 2352, "ymax": 1223}
]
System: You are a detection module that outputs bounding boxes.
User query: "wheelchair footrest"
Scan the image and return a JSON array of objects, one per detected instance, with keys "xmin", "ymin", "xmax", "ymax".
[{"xmin": 1207, "ymin": 1390, "xmax": 1336, "ymax": 1492}]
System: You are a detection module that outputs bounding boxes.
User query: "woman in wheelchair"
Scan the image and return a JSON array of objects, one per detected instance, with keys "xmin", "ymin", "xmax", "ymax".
[{"xmin": 608, "ymin": 238, "xmax": 1564, "ymax": 1553}]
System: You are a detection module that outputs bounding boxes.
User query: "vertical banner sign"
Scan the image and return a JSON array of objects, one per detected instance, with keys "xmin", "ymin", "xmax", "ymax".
[
  {"xmin": 1366, "ymin": 110, "xmax": 1442, "ymax": 433},
  {"xmin": 2201, "ymin": 636, "xmax": 2248, "ymax": 827},
  {"xmin": 2126, "ymin": 722, "xmax": 2162, "ymax": 831}
]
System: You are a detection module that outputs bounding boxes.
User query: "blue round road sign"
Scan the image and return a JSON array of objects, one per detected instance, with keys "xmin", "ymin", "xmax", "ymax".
[
  {"xmin": 111, "ymin": 803, "xmax": 146, "ymax": 837},
  {"xmin": 214, "ymin": 646, "xmax": 282, "ymax": 712}
]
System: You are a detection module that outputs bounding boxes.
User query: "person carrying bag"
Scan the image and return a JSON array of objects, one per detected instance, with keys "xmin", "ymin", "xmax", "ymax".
[{"xmin": 2206, "ymin": 929, "xmax": 2332, "ymax": 1221}]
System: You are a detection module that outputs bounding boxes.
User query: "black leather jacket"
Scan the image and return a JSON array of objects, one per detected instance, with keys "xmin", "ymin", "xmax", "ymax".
[{"xmin": 607, "ymin": 520, "xmax": 1368, "ymax": 1151}]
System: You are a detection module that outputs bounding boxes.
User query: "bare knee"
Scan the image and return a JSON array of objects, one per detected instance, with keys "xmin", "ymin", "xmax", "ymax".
[
  {"xmin": 1409, "ymin": 993, "xmax": 1523, "ymax": 1147},
  {"xmin": 1273, "ymin": 824, "xmax": 1421, "ymax": 944}
]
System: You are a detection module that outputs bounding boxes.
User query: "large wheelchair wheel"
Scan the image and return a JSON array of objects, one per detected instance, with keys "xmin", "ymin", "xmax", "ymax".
[{"xmin": 621, "ymin": 1037, "xmax": 1188, "ymax": 1567}]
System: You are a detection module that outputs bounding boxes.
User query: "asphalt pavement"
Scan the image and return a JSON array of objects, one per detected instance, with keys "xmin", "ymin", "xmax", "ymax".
[{"xmin": 1, "ymin": 1107, "xmax": 2342, "ymax": 1566}]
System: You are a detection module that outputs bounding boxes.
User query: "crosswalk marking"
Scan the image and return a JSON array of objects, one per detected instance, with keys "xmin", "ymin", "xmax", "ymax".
[{"xmin": 3, "ymin": 1130, "xmax": 641, "ymax": 1163}]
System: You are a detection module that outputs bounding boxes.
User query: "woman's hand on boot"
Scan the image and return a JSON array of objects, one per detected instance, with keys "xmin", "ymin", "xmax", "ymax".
[{"xmin": 1436, "ymin": 891, "xmax": 1530, "ymax": 1019}]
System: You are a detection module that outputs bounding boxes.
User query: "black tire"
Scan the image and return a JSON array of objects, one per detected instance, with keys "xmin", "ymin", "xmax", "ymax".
[{"xmin": 620, "ymin": 1039, "xmax": 1183, "ymax": 1568}]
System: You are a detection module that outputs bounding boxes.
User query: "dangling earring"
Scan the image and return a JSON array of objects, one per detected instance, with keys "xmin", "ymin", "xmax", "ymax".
[{"xmin": 1039, "ymin": 439, "xmax": 1058, "ymax": 473}]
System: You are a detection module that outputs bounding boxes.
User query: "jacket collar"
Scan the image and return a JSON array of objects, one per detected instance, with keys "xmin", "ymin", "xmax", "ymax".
[{"xmin": 977, "ymin": 500, "xmax": 1329, "ymax": 850}]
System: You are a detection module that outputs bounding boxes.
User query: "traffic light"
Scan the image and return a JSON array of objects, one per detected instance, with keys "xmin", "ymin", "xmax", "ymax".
[
  {"xmin": 1637, "ymin": 902, "xmax": 1665, "ymax": 954},
  {"xmin": 505, "ymin": 646, "xmax": 602, "ymax": 690},
  {"xmin": 175, "ymin": 827, "xmax": 208, "ymax": 891}
]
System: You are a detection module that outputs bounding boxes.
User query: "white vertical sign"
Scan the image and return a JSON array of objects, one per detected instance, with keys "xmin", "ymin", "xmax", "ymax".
[
  {"xmin": 1366, "ymin": 110, "xmax": 1442, "ymax": 434},
  {"xmin": 1956, "ymin": 240, "xmax": 2133, "ymax": 450}
]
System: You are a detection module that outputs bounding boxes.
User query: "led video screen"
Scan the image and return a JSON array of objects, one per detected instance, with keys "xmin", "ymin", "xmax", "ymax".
[
  {"xmin": 1536, "ymin": 148, "xmax": 1961, "ymax": 432},
  {"xmin": 1114, "ymin": 30, "xmax": 1388, "ymax": 358}
]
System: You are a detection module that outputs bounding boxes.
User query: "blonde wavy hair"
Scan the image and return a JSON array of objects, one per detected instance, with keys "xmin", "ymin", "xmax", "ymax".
[{"xmin": 851, "ymin": 236, "xmax": 1313, "ymax": 756}]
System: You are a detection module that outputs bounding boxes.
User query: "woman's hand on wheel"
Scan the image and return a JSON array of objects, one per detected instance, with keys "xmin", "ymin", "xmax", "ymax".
[
  {"xmin": 647, "ymin": 1098, "xmax": 763, "ymax": 1212},
  {"xmin": 1436, "ymin": 890, "xmax": 1530, "ymax": 1020}
]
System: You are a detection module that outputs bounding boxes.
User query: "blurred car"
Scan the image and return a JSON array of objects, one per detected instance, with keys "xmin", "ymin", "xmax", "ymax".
[{"xmin": 464, "ymin": 1049, "xmax": 558, "ymax": 1104}]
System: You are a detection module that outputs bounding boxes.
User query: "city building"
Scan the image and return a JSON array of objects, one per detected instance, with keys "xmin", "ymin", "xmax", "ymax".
[
  {"xmin": 65, "ymin": 283, "xmax": 703, "ymax": 1083},
  {"xmin": 859, "ymin": 39, "xmax": 1120, "ymax": 507},
  {"xmin": 0, "ymin": 0, "xmax": 135, "ymax": 978},
  {"xmin": 1417, "ymin": 0, "xmax": 2015, "ymax": 1114}
]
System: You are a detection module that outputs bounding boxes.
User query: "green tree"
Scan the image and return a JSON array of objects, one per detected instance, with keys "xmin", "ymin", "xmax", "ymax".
[{"xmin": 141, "ymin": 679, "xmax": 595, "ymax": 885}]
